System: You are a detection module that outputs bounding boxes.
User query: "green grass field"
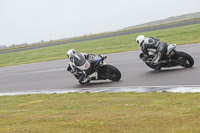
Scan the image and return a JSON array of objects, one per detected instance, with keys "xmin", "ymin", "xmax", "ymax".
[
  {"xmin": 0, "ymin": 92, "xmax": 200, "ymax": 132},
  {"xmin": 0, "ymin": 23, "xmax": 200, "ymax": 67}
]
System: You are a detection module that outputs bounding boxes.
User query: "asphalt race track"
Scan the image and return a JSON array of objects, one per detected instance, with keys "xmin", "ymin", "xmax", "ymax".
[{"xmin": 0, "ymin": 43, "xmax": 200, "ymax": 94}]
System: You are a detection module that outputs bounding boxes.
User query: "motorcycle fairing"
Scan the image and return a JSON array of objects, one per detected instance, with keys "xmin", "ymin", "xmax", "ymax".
[
  {"xmin": 166, "ymin": 44, "xmax": 176, "ymax": 55},
  {"xmin": 93, "ymin": 56, "xmax": 103, "ymax": 68}
]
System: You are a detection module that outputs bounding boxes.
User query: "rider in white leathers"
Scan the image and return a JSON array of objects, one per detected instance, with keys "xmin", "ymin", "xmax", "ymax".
[{"xmin": 67, "ymin": 49, "xmax": 95, "ymax": 84}]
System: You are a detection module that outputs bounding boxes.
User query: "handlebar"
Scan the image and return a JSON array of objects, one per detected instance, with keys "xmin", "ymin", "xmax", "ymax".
[{"xmin": 98, "ymin": 54, "xmax": 107, "ymax": 60}]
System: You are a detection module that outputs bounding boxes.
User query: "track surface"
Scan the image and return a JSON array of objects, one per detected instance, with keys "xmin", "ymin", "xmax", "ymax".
[{"xmin": 0, "ymin": 44, "xmax": 200, "ymax": 93}]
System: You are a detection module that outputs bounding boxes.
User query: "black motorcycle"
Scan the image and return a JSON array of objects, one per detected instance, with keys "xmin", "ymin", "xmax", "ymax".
[
  {"xmin": 67, "ymin": 54, "xmax": 121, "ymax": 84},
  {"xmin": 140, "ymin": 44, "xmax": 194, "ymax": 70}
]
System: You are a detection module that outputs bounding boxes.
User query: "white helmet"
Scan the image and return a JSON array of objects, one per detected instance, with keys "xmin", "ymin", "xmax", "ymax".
[
  {"xmin": 136, "ymin": 35, "xmax": 145, "ymax": 46},
  {"xmin": 67, "ymin": 49, "xmax": 76, "ymax": 58}
]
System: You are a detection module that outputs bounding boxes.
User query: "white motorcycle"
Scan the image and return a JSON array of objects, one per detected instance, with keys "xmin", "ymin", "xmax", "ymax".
[
  {"xmin": 140, "ymin": 44, "xmax": 194, "ymax": 70},
  {"xmin": 67, "ymin": 54, "xmax": 121, "ymax": 84}
]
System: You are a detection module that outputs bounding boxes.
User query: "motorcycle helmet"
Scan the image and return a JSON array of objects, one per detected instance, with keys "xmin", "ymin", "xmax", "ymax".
[
  {"xmin": 67, "ymin": 49, "xmax": 76, "ymax": 58},
  {"xmin": 136, "ymin": 35, "xmax": 145, "ymax": 46}
]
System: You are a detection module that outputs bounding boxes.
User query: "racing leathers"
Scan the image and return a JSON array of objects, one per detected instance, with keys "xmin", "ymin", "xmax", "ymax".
[
  {"xmin": 140, "ymin": 37, "xmax": 168, "ymax": 66},
  {"xmin": 67, "ymin": 53, "xmax": 95, "ymax": 84}
]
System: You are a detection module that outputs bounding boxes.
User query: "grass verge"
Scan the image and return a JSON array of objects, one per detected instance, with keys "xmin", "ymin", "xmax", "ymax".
[
  {"xmin": 0, "ymin": 92, "xmax": 200, "ymax": 132},
  {"xmin": 0, "ymin": 23, "xmax": 200, "ymax": 67}
]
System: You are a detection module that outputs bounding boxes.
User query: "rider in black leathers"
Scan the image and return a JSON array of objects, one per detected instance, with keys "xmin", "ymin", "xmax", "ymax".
[{"xmin": 136, "ymin": 35, "xmax": 168, "ymax": 67}]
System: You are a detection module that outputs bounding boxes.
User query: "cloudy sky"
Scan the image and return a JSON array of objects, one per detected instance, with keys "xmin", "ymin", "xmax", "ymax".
[{"xmin": 0, "ymin": 0, "xmax": 199, "ymax": 46}]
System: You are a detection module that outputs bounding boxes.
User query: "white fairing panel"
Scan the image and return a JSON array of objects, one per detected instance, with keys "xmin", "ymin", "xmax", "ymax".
[
  {"xmin": 72, "ymin": 60, "xmax": 90, "ymax": 71},
  {"xmin": 166, "ymin": 44, "xmax": 176, "ymax": 55}
]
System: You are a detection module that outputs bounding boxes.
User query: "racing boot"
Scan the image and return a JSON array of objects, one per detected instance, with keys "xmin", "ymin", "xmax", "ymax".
[
  {"xmin": 152, "ymin": 53, "xmax": 162, "ymax": 70},
  {"xmin": 79, "ymin": 72, "xmax": 90, "ymax": 84}
]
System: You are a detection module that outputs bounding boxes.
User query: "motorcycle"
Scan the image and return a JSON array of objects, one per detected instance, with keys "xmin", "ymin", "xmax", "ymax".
[
  {"xmin": 67, "ymin": 54, "xmax": 121, "ymax": 84},
  {"xmin": 140, "ymin": 44, "xmax": 194, "ymax": 70}
]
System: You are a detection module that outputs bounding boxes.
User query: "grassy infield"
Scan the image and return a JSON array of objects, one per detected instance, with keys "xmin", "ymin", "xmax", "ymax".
[
  {"xmin": 0, "ymin": 23, "xmax": 200, "ymax": 67},
  {"xmin": 0, "ymin": 24, "xmax": 200, "ymax": 132},
  {"xmin": 1, "ymin": 93, "xmax": 200, "ymax": 132}
]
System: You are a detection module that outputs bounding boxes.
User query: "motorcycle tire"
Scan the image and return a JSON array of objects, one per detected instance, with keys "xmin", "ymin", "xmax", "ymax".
[
  {"xmin": 100, "ymin": 65, "xmax": 121, "ymax": 81},
  {"xmin": 174, "ymin": 51, "xmax": 194, "ymax": 68}
]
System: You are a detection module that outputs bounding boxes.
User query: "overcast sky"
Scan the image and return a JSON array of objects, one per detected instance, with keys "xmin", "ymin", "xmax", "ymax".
[{"xmin": 0, "ymin": 0, "xmax": 199, "ymax": 46}]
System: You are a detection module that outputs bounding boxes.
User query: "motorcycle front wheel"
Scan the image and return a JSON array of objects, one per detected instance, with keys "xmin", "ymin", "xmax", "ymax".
[
  {"xmin": 99, "ymin": 65, "xmax": 121, "ymax": 81},
  {"xmin": 174, "ymin": 51, "xmax": 194, "ymax": 68}
]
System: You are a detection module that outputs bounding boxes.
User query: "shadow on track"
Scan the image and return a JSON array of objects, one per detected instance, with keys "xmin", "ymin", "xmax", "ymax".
[
  {"xmin": 146, "ymin": 67, "xmax": 195, "ymax": 74},
  {"xmin": 73, "ymin": 80, "xmax": 123, "ymax": 88}
]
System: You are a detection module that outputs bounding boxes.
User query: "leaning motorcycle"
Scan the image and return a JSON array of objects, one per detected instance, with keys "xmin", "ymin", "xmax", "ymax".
[
  {"xmin": 67, "ymin": 54, "xmax": 121, "ymax": 84},
  {"xmin": 140, "ymin": 44, "xmax": 194, "ymax": 70}
]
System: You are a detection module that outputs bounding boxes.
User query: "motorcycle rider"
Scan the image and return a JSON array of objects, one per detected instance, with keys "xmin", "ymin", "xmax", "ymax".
[
  {"xmin": 66, "ymin": 49, "xmax": 95, "ymax": 84},
  {"xmin": 136, "ymin": 35, "xmax": 168, "ymax": 67}
]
